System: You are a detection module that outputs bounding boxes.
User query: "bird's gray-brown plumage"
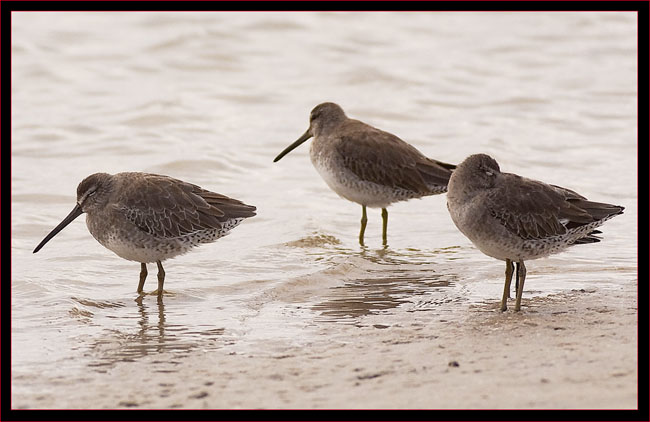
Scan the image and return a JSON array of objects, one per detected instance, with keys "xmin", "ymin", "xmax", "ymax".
[
  {"xmin": 446, "ymin": 153, "xmax": 624, "ymax": 311},
  {"xmin": 34, "ymin": 172, "xmax": 256, "ymax": 298},
  {"xmin": 274, "ymin": 102, "xmax": 455, "ymax": 246}
]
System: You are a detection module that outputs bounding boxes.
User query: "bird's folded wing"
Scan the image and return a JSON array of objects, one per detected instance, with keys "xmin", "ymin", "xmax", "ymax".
[
  {"xmin": 114, "ymin": 175, "xmax": 255, "ymax": 239},
  {"xmin": 486, "ymin": 176, "xmax": 596, "ymax": 240},
  {"xmin": 336, "ymin": 124, "xmax": 455, "ymax": 194}
]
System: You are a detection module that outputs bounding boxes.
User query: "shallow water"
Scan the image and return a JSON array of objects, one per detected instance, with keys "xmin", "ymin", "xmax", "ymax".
[{"xmin": 11, "ymin": 12, "xmax": 637, "ymax": 408}]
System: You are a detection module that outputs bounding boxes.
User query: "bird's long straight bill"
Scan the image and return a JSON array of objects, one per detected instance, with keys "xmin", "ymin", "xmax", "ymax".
[
  {"xmin": 33, "ymin": 204, "xmax": 84, "ymax": 253},
  {"xmin": 273, "ymin": 129, "xmax": 312, "ymax": 162}
]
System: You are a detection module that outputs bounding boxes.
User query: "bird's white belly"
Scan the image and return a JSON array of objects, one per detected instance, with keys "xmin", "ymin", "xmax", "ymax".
[
  {"xmin": 310, "ymin": 154, "xmax": 410, "ymax": 208},
  {"xmin": 88, "ymin": 218, "xmax": 244, "ymax": 264},
  {"xmin": 101, "ymin": 235, "xmax": 191, "ymax": 263}
]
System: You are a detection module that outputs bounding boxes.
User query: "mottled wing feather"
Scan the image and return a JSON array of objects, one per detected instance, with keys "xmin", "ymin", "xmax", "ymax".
[
  {"xmin": 199, "ymin": 191, "xmax": 257, "ymax": 220},
  {"xmin": 335, "ymin": 121, "xmax": 455, "ymax": 194},
  {"xmin": 116, "ymin": 174, "xmax": 256, "ymax": 239},
  {"xmin": 487, "ymin": 174, "xmax": 600, "ymax": 240}
]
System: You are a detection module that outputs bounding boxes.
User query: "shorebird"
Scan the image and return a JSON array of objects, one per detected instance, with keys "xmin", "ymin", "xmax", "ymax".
[
  {"xmin": 33, "ymin": 172, "xmax": 256, "ymax": 298},
  {"xmin": 446, "ymin": 154, "xmax": 624, "ymax": 311},
  {"xmin": 273, "ymin": 102, "xmax": 456, "ymax": 246}
]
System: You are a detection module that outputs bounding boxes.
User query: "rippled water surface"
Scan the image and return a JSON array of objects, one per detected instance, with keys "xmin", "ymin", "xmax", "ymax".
[{"xmin": 11, "ymin": 12, "xmax": 637, "ymax": 407}]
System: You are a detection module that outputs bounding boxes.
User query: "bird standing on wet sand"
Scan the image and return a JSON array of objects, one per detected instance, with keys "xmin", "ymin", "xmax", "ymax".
[
  {"xmin": 33, "ymin": 172, "xmax": 256, "ymax": 298},
  {"xmin": 273, "ymin": 102, "xmax": 456, "ymax": 246},
  {"xmin": 446, "ymin": 153, "xmax": 624, "ymax": 312}
]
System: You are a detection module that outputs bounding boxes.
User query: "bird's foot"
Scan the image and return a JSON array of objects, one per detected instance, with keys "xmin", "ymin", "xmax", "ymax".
[{"xmin": 148, "ymin": 289, "xmax": 174, "ymax": 297}]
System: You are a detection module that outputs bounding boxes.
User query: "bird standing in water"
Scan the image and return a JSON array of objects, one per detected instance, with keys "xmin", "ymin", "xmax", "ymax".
[
  {"xmin": 274, "ymin": 102, "xmax": 455, "ymax": 246},
  {"xmin": 446, "ymin": 153, "xmax": 624, "ymax": 311},
  {"xmin": 34, "ymin": 172, "xmax": 256, "ymax": 298}
]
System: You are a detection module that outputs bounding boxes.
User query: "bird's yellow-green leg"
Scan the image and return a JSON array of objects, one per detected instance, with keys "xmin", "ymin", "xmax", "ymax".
[
  {"xmin": 381, "ymin": 208, "xmax": 388, "ymax": 246},
  {"xmin": 514, "ymin": 260, "xmax": 527, "ymax": 312},
  {"xmin": 501, "ymin": 258, "xmax": 513, "ymax": 311},
  {"xmin": 505, "ymin": 259, "xmax": 514, "ymax": 299},
  {"xmin": 515, "ymin": 262, "xmax": 520, "ymax": 297},
  {"xmin": 359, "ymin": 205, "xmax": 368, "ymax": 246},
  {"xmin": 150, "ymin": 260, "xmax": 167, "ymax": 298},
  {"xmin": 137, "ymin": 263, "xmax": 147, "ymax": 294}
]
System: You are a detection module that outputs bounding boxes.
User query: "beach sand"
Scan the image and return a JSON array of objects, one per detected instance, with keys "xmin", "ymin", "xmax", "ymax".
[{"xmin": 12, "ymin": 278, "xmax": 637, "ymax": 409}]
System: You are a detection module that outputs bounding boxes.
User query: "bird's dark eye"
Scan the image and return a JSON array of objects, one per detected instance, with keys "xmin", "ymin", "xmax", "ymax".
[
  {"xmin": 479, "ymin": 165, "xmax": 494, "ymax": 177},
  {"xmin": 88, "ymin": 189, "xmax": 96, "ymax": 197}
]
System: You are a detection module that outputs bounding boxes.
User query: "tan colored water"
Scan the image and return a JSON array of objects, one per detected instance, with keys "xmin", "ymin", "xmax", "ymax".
[{"xmin": 11, "ymin": 12, "xmax": 637, "ymax": 409}]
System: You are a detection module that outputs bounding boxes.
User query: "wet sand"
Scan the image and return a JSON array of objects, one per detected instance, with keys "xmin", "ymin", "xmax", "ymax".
[{"xmin": 12, "ymin": 279, "xmax": 637, "ymax": 409}]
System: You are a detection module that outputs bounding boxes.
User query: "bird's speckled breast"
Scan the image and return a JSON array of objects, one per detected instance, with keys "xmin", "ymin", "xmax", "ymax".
[
  {"xmin": 85, "ymin": 212, "xmax": 244, "ymax": 263},
  {"xmin": 447, "ymin": 194, "xmax": 515, "ymax": 260}
]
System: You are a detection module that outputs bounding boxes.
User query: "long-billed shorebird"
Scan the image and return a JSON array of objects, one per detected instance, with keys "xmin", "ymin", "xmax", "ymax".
[
  {"xmin": 446, "ymin": 154, "xmax": 624, "ymax": 311},
  {"xmin": 273, "ymin": 102, "xmax": 456, "ymax": 246},
  {"xmin": 33, "ymin": 172, "xmax": 256, "ymax": 298}
]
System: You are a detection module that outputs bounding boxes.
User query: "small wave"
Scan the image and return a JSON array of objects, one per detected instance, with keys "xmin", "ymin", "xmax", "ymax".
[
  {"xmin": 71, "ymin": 297, "xmax": 126, "ymax": 309},
  {"xmin": 120, "ymin": 113, "xmax": 177, "ymax": 128},
  {"xmin": 284, "ymin": 233, "xmax": 341, "ymax": 248}
]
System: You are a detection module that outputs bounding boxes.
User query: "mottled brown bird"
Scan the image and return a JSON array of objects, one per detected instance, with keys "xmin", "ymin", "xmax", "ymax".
[
  {"xmin": 446, "ymin": 154, "xmax": 624, "ymax": 311},
  {"xmin": 274, "ymin": 102, "xmax": 455, "ymax": 246},
  {"xmin": 34, "ymin": 172, "xmax": 256, "ymax": 297}
]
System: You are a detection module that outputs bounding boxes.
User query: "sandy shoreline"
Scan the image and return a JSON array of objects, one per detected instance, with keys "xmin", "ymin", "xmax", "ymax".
[{"xmin": 12, "ymin": 279, "xmax": 637, "ymax": 410}]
